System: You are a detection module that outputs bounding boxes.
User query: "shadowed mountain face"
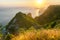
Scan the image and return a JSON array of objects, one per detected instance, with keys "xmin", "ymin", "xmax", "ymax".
[
  {"xmin": 6, "ymin": 12, "xmax": 40, "ymax": 34},
  {"xmin": 35, "ymin": 5, "xmax": 60, "ymax": 25}
]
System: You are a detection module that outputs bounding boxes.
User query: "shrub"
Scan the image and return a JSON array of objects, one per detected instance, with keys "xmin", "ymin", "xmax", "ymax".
[{"xmin": 11, "ymin": 29, "xmax": 60, "ymax": 40}]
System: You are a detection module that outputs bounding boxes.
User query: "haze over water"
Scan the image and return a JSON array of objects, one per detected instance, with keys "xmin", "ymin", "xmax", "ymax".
[{"xmin": 0, "ymin": 7, "xmax": 40, "ymax": 26}]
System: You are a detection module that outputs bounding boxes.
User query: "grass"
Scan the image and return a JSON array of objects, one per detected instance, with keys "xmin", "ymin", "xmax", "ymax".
[{"xmin": 11, "ymin": 28, "xmax": 60, "ymax": 40}]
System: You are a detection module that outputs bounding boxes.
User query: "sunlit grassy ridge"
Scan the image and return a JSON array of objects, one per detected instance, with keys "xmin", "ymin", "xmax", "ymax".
[{"xmin": 11, "ymin": 28, "xmax": 60, "ymax": 40}]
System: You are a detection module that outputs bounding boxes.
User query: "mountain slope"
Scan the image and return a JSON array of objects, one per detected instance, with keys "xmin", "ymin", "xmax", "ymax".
[
  {"xmin": 6, "ymin": 12, "xmax": 40, "ymax": 34},
  {"xmin": 35, "ymin": 5, "xmax": 60, "ymax": 25}
]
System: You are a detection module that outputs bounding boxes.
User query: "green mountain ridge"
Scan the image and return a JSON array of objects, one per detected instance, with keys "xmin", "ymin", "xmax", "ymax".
[
  {"xmin": 35, "ymin": 5, "xmax": 60, "ymax": 25},
  {"xmin": 6, "ymin": 12, "xmax": 41, "ymax": 34}
]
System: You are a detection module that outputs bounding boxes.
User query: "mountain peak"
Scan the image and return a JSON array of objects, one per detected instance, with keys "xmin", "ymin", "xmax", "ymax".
[
  {"xmin": 6, "ymin": 12, "xmax": 40, "ymax": 35},
  {"xmin": 35, "ymin": 5, "xmax": 60, "ymax": 25}
]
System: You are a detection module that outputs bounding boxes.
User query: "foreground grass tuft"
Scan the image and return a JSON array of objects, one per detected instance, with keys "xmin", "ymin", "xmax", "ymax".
[{"xmin": 11, "ymin": 29, "xmax": 60, "ymax": 40}]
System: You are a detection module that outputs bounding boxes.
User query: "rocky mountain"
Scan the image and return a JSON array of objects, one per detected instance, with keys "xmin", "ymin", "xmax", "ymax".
[
  {"xmin": 6, "ymin": 12, "xmax": 40, "ymax": 34},
  {"xmin": 27, "ymin": 13, "xmax": 32, "ymax": 17},
  {"xmin": 35, "ymin": 5, "xmax": 60, "ymax": 25}
]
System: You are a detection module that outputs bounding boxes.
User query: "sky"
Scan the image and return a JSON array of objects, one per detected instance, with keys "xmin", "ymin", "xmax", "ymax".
[{"xmin": 0, "ymin": 0, "xmax": 60, "ymax": 8}]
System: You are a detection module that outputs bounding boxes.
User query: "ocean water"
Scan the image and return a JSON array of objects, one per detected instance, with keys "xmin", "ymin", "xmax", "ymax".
[{"xmin": 0, "ymin": 7, "xmax": 40, "ymax": 26}]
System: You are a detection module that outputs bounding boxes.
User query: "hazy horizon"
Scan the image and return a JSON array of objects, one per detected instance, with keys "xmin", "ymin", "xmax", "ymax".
[
  {"xmin": 0, "ymin": 0, "xmax": 60, "ymax": 8},
  {"xmin": 0, "ymin": 7, "xmax": 41, "ymax": 26}
]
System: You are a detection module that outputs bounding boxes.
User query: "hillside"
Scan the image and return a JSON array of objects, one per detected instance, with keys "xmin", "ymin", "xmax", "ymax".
[
  {"xmin": 35, "ymin": 5, "xmax": 60, "ymax": 25},
  {"xmin": 6, "ymin": 5, "xmax": 60, "ymax": 35},
  {"xmin": 6, "ymin": 12, "xmax": 40, "ymax": 34},
  {"xmin": 2, "ymin": 5, "xmax": 60, "ymax": 40}
]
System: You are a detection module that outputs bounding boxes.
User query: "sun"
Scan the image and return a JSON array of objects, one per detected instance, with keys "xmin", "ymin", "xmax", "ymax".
[
  {"xmin": 37, "ymin": 0, "xmax": 43, "ymax": 4},
  {"xmin": 35, "ymin": 0, "xmax": 46, "ymax": 8}
]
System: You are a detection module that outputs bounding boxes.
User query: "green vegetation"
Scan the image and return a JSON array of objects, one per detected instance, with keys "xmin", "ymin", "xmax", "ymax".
[
  {"xmin": 35, "ymin": 5, "xmax": 60, "ymax": 25},
  {"xmin": 11, "ymin": 28, "xmax": 60, "ymax": 40},
  {"xmin": 6, "ymin": 12, "xmax": 40, "ymax": 35},
  {"xmin": 1, "ymin": 5, "xmax": 60, "ymax": 40}
]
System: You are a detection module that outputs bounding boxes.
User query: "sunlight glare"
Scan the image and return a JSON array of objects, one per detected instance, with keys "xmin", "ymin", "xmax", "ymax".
[
  {"xmin": 37, "ymin": 0, "xmax": 43, "ymax": 4},
  {"xmin": 35, "ymin": 0, "xmax": 46, "ymax": 8}
]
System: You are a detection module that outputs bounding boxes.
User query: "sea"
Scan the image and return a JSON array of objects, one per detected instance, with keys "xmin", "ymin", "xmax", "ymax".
[{"xmin": 0, "ymin": 7, "xmax": 40, "ymax": 26}]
